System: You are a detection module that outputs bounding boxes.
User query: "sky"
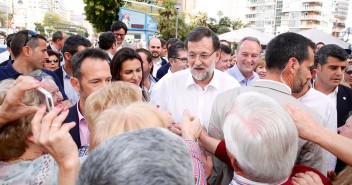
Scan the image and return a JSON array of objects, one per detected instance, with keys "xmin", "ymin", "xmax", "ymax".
[{"xmin": 62, "ymin": 0, "xmax": 85, "ymax": 15}]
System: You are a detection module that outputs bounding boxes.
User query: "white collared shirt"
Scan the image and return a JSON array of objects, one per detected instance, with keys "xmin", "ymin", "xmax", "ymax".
[
  {"xmin": 62, "ymin": 67, "xmax": 80, "ymax": 104},
  {"xmin": 152, "ymin": 58, "xmax": 163, "ymax": 78},
  {"xmin": 151, "ymin": 69, "xmax": 240, "ymax": 130},
  {"xmin": 226, "ymin": 64, "xmax": 259, "ymax": 86},
  {"xmin": 300, "ymin": 87, "xmax": 337, "ymax": 171}
]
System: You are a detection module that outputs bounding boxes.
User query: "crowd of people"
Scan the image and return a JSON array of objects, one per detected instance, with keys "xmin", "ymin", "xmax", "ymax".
[{"xmin": 0, "ymin": 20, "xmax": 352, "ymax": 185}]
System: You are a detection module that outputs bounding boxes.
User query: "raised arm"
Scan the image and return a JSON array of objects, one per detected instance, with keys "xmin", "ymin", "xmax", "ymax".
[{"xmin": 285, "ymin": 103, "xmax": 352, "ymax": 166}]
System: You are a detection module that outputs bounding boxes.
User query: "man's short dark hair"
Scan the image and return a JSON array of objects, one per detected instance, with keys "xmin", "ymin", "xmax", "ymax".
[
  {"xmin": 315, "ymin": 44, "xmax": 348, "ymax": 66},
  {"xmin": 168, "ymin": 41, "xmax": 186, "ymax": 59},
  {"xmin": 166, "ymin": 38, "xmax": 181, "ymax": 51},
  {"xmin": 220, "ymin": 44, "xmax": 232, "ymax": 55},
  {"xmin": 316, "ymin": 42, "xmax": 325, "ymax": 47},
  {"xmin": 136, "ymin": 48, "xmax": 152, "ymax": 63},
  {"xmin": 265, "ymin": 32, "xmax": 315, "ymax": 71},
  {"xmin": 98, "ymin": 32, "xmax": 116, "ymax": 50},
  {"xmin": 111, "ymin": 21, "xmax": 128, "ymax": 34},
  {"xmin": 160, "ymin": 38, "xmax": 166, "ymax": 47},
  {"xmin": 185, "ymin": 27, "xmax": 220, "ymax": 52},
  {"xmin": 11, "ymin": 30, "xmax": 47, "ymax": 58},
  {"xmin": 6, "ymin": 33, "xmax": 15, "ymax": 48},
  {"xmin": 62, "ymin": 35, "xmax": 91, "ymax": 56},
  {"xmin": 71, "ymin": 48, "xmax": 109, "ymax": 79},
  {"xmin": 52, "ymin": 31, "xmax": 65, "ymax": 42}
]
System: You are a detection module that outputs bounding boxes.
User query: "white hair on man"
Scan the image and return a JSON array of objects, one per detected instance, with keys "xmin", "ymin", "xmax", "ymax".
[
  {"xmin": 77, "ymin": 128, "xmax": 194, "ymax": 185},
  {"xmin": 223, "ymin": 92, "xmax": 298, "ymax": 183}
]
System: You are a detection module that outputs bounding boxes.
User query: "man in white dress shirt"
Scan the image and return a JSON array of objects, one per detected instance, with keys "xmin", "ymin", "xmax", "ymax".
[{"xmin": 151, "ymin": 27, "xmax": 240, "ymax": 130}]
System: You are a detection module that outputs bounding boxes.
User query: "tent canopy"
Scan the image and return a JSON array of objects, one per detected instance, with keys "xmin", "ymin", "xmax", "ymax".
[
  {"xmin": 298, "ymin": 29, "xmax": 350, "ymax": 49},
  {"xmin": 218, "ymin": 28, "xmax": 274, "ymax": 45}
]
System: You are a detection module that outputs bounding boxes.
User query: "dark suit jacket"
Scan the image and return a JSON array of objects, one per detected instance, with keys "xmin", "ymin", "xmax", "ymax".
[
  {"xmin": 335, "ymin": 85, "xmax": 352, "ymax": 173},
  {"xmin": 54, "ymin": 67, "xmax": 64, "ymax": 89},
  {"xmin": 156, "ymin": 63, "xmax": 171, "ymax": 79},
  {"xmin": 65, "ymin": 103, "xmax": 81, "ymax": 148}
]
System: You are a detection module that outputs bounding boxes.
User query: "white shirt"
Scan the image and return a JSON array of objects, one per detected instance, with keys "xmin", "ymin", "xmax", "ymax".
[
  {"xmin": 62, "ymin": 67, "xmax": 80, "ymax": 104},
  {"xmin": 300, "ymin": 87, "xmax": 337, "ymax": 171},
  {"xmin": 152, "ymin": 58, "xmax": 163, "ymax": 78},
  {"xmin": 151, "ymin": 69, "xmax": 240, "ymax": 130}
]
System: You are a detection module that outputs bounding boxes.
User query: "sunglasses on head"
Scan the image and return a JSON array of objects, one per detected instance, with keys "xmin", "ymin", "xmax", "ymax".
[
  {"xmin": 23, "ymin": 30, "xmax": 38, "ymax": 47},
  {"xmin": 45, "ymin": 59, "xmax": 59, "ymax": 63}
]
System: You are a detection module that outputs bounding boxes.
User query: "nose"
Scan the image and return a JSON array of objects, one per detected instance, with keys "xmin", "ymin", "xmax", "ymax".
[{"xmin": 338, "ymin": 126, "xmax": 343, "ymax": 133}]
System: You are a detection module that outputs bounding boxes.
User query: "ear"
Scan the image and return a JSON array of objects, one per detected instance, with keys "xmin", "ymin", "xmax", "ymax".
[
  {"xmin": 63, "ymin": 52, "xmax": 72, "ymax": 61},
  {"xmin": 22, "ymin": 46, "xmax": 32, "ymax": 57},
  {"xmin": 169, "ymin": 58, "xmax": 175, "ymax": 66},
  {"xmin": 316, "ymin": 63, "xmax": 322, "ymax": 73},
  {"xmin": 70, "ymin": 77, "xmax": 81, "ymax": 93},
  {"xmin": 287, "ymin": 57, "xmax": 299, "ymax": 74},
  {"xmin": 227, "ymin": 151, "xmax": 244, "ymax": 176},
  {"xmin": 310, "ymin": 69, "xmax": 317, "ymax": 77},
  {"xmin": 148, "ymin": 62, "xmax": 153, "ymax": 69},
  {"xmin": 215, "ymin": 50, "xmax": 221, "ymax": 62}
]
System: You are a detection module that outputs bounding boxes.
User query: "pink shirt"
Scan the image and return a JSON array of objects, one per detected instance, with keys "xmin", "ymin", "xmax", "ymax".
[{"xmin": 77, "ymin": 104, "xmax": 89, "ymax": 146}]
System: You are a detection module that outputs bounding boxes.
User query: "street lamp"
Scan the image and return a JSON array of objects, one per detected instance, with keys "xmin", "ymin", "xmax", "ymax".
[{"xmin": 174, "ymin": 2, "xmax": 181, "ymax": 39}]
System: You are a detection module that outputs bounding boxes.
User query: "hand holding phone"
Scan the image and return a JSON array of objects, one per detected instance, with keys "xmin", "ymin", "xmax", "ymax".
[{"xmin": 37, "ymin": 87, "xmax": 55, "ymax": 112}]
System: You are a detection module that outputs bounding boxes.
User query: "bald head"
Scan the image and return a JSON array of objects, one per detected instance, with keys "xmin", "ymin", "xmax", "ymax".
[{"xmin": 148, "ymin": 38, "xmax": 162, "ymax": 59}]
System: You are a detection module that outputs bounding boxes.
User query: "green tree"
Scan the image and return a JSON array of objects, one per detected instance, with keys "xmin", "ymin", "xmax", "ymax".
[
  {"xmin": 219, "ymin": 16, "xmax": 232, "ymax": 28},
  {"xmin": 34, "ymin": 23, "xmax": 45, "ymax": 35},
  {"xmin": 156, "ymin": 0, "xmax": 190, "ymax": 40},
  {"xmin": 207, "ymin": 17, "xmax": 219, "ymax": 33},
  {"xmin": 232, "ymin": 19, "xmax": 246, "ymax": 30},
  {"xmin": 42, "ymin": 12, "xmax": 66, "ymax": 28},
  {"xmin": 83, "ymin": 0, "xmax": 124, "ymax": 32}
]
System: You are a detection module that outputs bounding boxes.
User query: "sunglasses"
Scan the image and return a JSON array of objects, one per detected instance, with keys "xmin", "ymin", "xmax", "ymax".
[
  {"xmin": 345, "ymin": 70, "xmax": 352, "ymax": 75},
  {"xmin": 45, "ymin": 59, "xmax": 59, "ymax": 63},
  {"xmin": 24, "ymin": 30, "xmax": 38, "ymax": 47}
]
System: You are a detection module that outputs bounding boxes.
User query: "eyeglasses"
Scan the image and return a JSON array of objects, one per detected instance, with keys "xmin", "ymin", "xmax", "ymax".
[
  {"xmin": 23, "ymin": 30, "xmax": 38, "ymax": 47},
  {"xmin": 45, "ymin": 59, "xmax": 59, "ymax": 63},
  {"xmin": 188, "ymin": 50, "xmax": 216, "ymax": 61},
  {"xmin": 345, "ymin": 70, "xmax": 352, "ymax": 75},
  {"xmin": 175, "ymin": 57, "xmax": 188, "ymax": 63},
  {"xmin": 114, "ymin": 33, "xmax": 126, "ymax": 38}
]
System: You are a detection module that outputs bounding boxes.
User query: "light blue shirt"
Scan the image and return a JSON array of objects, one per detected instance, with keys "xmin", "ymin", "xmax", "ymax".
[{"xmin": 226, "ymin": 65, "xmax": 259, "ymax": 86}]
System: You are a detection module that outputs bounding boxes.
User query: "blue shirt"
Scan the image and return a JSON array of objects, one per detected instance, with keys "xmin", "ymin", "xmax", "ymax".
[
  {"xmin": 226, "ymin": 65, "xmax": 259, "ymax": 86},
  {"xmin": 0, "ymin": 61, "xmax": 68, "ymax": 100}
]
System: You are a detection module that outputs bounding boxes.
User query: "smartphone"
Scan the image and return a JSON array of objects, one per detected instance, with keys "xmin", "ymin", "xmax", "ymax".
[{"xmin": 37, "ymin": 87, "xmax": 55, "ymax": 112}]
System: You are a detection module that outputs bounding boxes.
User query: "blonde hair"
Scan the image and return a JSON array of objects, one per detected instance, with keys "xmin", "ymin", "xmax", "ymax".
[
  {"xmin": 333, "ymin": 166, "xmax": 352, "ymax": 185},
  {"xmin": 84, "ymin": 81, "xmax": 143, "ymax": 131},
  {"xmin": 90, "ymin": 102, "xmax": 167, "ymax": 149},
  {"xmin": 254, "ymin": 58, "xmax": 266, "ymax": 71},
  {"xmin": 0, "ymin": 79, "xmax": 40, "ymax": 161}
]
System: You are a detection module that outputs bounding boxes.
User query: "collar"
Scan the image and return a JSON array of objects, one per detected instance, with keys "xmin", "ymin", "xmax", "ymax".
[
  {"xmin": 50, "ymin": 44, "xmax": 59, "ymax": 52},
  {"xmin": 4, "ymin": 60, "xmax": 21, "ymax": 78},
  {"xmin": 231, "ymin": 171, "xmax": 287, "ymax": 185},
  {"xmin": 185, "ymin": 69, "xmax": 220, "ymax": 90},
  {"xmin": 76, "ymin": 102, "xmax": 86, "ymax": 122},
  {"xmin": 232, "ymin": 65, "xmax": 257, "ymax": 82},
  {"xmin": 149, "ymin": 74, "xmax": 157, "ymax": 83},
  {"xmin": 62, "ymin": 66, "xmax": 71, "ymax": 79},
  {"xmin": 251, "ymin": 79, "xmax": 292, "ymax": 95},
  {"xmin": 331, "ymin": 86, "xmax": 339, "ymax": 96}
]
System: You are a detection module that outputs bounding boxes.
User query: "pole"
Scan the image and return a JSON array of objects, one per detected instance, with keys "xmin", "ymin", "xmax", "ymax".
[{"xmin": 175, "ymin": 11, "xmax": 179, "ymax": 38}]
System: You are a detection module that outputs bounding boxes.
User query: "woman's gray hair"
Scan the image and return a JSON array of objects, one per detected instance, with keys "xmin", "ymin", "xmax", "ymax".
[
  {"xmin": 78, "ymin": 128, "xmax": 194, "ymax": 185},
  {"xmin": 223, "ymin": 92, "xmax": 298, "ymax": 183}
]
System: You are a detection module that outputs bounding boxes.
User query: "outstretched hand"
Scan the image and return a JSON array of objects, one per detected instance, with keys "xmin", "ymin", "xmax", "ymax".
[{"xmin": 0, "ymin": 76, "xmax": 41, "ymax": 126}]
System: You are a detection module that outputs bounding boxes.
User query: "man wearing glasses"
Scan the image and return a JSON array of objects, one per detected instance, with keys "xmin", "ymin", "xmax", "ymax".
[
  {"xmin": 0, "ymin": 30, "xmax": 69, "ymax": 105},
  {"xmin": 151, "ymin": 27, "xmax": 240, "ymax": 131},
  {"xmin": 111, "ymin": 21, "xmax": 133, "ymax": 51}
]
